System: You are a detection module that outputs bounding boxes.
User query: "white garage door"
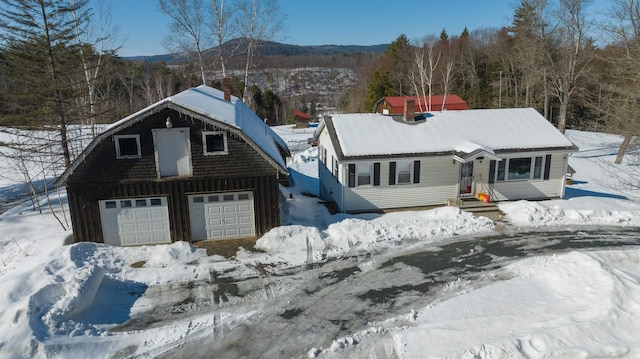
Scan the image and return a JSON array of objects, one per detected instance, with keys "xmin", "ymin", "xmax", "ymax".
[
  {"xmin": 189, "ymin": 192, "xmax": 255, "ymax": 241},
  {"xmin": 99, "ymin": 197, "xmax": 171, "ymax": 246}
]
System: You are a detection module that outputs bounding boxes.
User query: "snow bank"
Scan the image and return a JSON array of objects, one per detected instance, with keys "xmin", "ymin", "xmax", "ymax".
[
  {"xmin": 501, "ymin": 197, "xmax": 640, "ymax": 227},
  {"xmin": 257, "ymin": 206, "xmax": 495, "ymax": 267},
  {"xmin": 393, "ymin": 249, "xmax": 640, "ymax": 357}
]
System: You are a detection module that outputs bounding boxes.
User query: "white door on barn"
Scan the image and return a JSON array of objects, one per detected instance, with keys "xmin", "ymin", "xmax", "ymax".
[
  {"xmin": 152, "ymin": 128, "xmax": 192, "ymax": 177},
  {"xmin": 188, "ymin": 192, "xmax": 256, "ymax": 241},
  {"xmin": 99, "ymin": 197, "xmax": 171, "ymax": 246}
]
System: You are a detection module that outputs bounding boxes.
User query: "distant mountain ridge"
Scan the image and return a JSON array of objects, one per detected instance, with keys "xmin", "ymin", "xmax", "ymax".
[{"xmin": 123, "ymin": 38, "xmax": 389, "ymax": 63}]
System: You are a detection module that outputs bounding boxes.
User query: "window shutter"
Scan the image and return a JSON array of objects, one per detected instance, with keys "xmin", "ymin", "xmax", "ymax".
[
  {"xmin": 544, "ymin": 154, "xmax": 552, "ymax": 180},
  {"xmin": 413, "ymin": 160, "xmax": 420, "ymax": 183},
  {"xmin": 373, "ymin": 162, "xmax": 380, "ymax": 186},
  {"xmin": 389, "ymin": 162, "xmax": 396, "ymax": 185},
  {"xmin": 348, "ymin": 164, "xmax": 356, "ymax": 187},
  {"xmin": 488, "ymin": 160, "xmax": 496, "ymax": 184}
]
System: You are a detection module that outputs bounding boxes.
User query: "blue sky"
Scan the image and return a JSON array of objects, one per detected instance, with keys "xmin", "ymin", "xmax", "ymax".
[{"xmin": 107, "ymin": 0, "xmax": 519, "ymax": 57}]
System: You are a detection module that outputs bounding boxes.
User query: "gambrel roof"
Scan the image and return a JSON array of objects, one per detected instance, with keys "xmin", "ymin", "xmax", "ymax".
[
  {"xmin": 318, "ymin": 108, "xmax": 577, "ymax": 161},
  {"xmin": 57, "ymin": 85, "xmax": 289, "ymax": 184}
]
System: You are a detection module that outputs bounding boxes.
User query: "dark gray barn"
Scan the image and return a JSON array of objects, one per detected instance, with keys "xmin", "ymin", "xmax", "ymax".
[{"xmin": 57, "ymin": 84, "xmax": 289, "ymax": 246}]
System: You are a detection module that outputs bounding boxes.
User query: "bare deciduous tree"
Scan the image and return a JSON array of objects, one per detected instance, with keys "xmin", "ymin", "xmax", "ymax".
[
  {"xmin": 546, "ymin": 0, "xmax": 594, "ymax": 133},
  {"xmin": 159, "ymin": 0, "xmax": 210, "ymax": 85},
  {"xmin": 235, "ymin": 0, "xmax": 284, "ymax": 102}
]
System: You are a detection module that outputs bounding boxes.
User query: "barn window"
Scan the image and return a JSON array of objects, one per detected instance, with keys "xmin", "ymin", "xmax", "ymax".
[
  {"xmin": 203, "ymin": 131, "xmax": 228, "ymax": 155},
  {"xmin": 115, "ymin": 134, "xmax": 141, "ymax": 159}
]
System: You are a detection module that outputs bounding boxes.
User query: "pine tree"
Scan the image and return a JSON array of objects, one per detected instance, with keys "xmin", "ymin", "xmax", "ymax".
[{"xmin": 0, "ymin": 0, "xmax": 91, "ymax": 168}]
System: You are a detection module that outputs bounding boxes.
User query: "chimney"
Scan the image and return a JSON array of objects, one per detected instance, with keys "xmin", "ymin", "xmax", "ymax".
[
  {"xmin": 403, "ymin": 99, "xmax": 415, "ymax": 122},
  {"xmin": 223, "ymin": 77, "xmax": 231, "ymax": 102}
]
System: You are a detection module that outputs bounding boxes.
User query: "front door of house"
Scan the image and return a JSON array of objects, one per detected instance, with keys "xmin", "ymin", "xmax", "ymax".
[
  {"xmin": 459, "ymin": 161, "xmax": 474, "ymax": 196},
  {"xmin": 152, "ymin": 128, "xmax": 192, "ymax": 178}
]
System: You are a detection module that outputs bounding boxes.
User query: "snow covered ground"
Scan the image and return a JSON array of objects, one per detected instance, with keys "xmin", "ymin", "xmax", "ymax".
[{"xmin": 1, "ymin": 125, "xmax": 640, "ymax": 358}]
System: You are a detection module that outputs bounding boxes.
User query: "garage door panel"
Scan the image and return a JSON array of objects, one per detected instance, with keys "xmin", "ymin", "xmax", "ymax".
[
  {"xmin": 207, "ymin": 206, "xmax": 221, "ymax": 215},
  {"xmin": 189, "ymin": 192, "xmax": 255, "ymax": 241},
  {"xmin": 208, "ymin": 218, "xmax": 223, "ymax": 226},
  {"xmin": 152, "ymin": 222, "xmax": 167, "ymax": 230},
  {"xmin": 99, "ymin": 197, "xmax": 171, "ymax": 246},
  {"xmin": 136, "ymin": 211, "xmax": 150, "ymax": 220}
]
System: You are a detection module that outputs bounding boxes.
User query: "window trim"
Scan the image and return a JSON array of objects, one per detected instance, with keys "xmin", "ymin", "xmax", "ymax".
[
  {"xmin": 356, "ymin": 163, "xmax": 372, "ymax": 186},
  {"xmin": 495, "ymin": 155, "xmax": 549, "ymax": 182},
  {"xmin": 202, "ymin": 131, "xmax": 228, "ymax": 155},
  {"xmin": 396, "ymin": 161, "xmax": 413, "ymax": 185},
  {"xmin": 114, "ymin": 134, "xmax": 141, "ymax": 159}
]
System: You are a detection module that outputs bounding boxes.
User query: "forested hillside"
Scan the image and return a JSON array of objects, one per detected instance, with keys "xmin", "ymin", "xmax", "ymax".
[{"xmin": 1, "ymin": 0, "xmax": 640, "ymax": 171}]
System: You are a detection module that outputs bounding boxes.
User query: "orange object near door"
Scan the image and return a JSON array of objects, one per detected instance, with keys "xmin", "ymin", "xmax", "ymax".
[{"xmin": 483, "ymin": 194, "xmax": 490, "ymax": 203}]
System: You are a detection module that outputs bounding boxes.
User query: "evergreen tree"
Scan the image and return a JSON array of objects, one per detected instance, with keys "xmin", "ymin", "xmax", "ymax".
[
  {"xmin": 0, "ymin": 0, "xmax": 91, "ymax": 168},
  {"xmin": 364, "ymin": 34, "xmax": 411, "ymax": 111}
]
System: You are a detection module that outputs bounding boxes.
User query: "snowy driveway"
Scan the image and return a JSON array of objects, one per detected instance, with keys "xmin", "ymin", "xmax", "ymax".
[{"xmin": 134, "ymin": 227, "xmax": 640, "ymax": 358}]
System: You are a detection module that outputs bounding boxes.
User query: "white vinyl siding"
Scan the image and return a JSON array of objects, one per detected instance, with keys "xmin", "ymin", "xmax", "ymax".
[{"xmin": 344, "ymin": 157, "xmax": 457, "ymax": 212}]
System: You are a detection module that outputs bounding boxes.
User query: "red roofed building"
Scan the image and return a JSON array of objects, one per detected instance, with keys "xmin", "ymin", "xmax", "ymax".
[
  {"xmin": 293, "ymin": 110, "xmax": 311, "ymax": 128},
  {"xmin": 374, "ymin": 95, "xmax": 468, "ymax": 114}
]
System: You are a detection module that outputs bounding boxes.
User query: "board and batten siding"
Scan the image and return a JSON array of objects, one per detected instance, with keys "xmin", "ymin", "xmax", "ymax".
[
  {"xmin": 490, "ymin": 151, "xmax": 569, "ymax": 201},
  {"xmin": 342, "ymin": 156, "xmax": 458, "ymax": 213}
]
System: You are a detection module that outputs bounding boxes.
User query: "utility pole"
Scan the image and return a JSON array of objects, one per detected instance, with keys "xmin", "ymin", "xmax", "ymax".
[{"xmin": 497, "ymin": 71, "xmax": 503, "ymax": 108}]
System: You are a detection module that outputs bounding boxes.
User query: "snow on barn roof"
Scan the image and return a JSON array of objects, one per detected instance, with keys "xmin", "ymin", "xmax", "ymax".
[
  {"xmin": 381, "ymin": 94, "xmax": 468, "ymax": 112},
  {"xmin": 57, "ymin": 85, "xmax": 288, "ymax": 184},
  {"xmin": 326, "ymin": 108, "xmax": 577, "ymax": 159},
  {"xmin": 161, "ymin": 85, "xmax": 290, "ymax": 167}
]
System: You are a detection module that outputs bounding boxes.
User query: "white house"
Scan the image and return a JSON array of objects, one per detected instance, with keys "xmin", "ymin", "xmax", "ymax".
[{"xmin": 315, "ymin": 106, "xmax": 578, "ymax": 213}]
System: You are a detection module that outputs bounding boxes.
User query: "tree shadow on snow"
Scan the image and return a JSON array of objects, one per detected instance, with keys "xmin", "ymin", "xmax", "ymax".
[{"xmin": 564, "ymin": 186, "xmax": 628, "ymax": 200}]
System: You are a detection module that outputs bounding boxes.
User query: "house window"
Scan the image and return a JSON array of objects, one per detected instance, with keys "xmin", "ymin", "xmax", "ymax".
[
  {"xmin": 115, "ymin": 134, "xmax": 141, "ymax": 159},
  {"xmin": 495, "ymin": 156, "xmax": 549, "ymax": 181},
  {"xmin": 357, "ymin": 164, "xmax": 371, "ymax": 186},
  {"xmin": 497, "ymin": 160, "xmax": 506, "ymax": 182},
  {"xmin": 389, "ymin": 161, "xmax": 416, "ymax": 185},
  {"xmin": 332, "ymin": 157, "xmax": 338, "ymax": 178},
  {"xmin": 397, "ymin": 162, "xmax": 412, "ymax": 184},
  {"xmin": 508, "ymin": 158, "xmax": 532, "ymax": 180},
  {"xmin": 533, "ymin": 156, "xmax": 543, "ymax": 179},
  {"xmin": 203, "ymin": 131, "xmax": 228, "ymax": 155}
]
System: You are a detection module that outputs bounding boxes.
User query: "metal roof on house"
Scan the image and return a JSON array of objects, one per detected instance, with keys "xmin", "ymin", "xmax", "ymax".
[
  {"xmin": 324, "ymin": 108, "xmax": 577, "ymax": 160},
  {"xmin": 377, "ymin": 94, "xmax": 469, "ymax": 113}
]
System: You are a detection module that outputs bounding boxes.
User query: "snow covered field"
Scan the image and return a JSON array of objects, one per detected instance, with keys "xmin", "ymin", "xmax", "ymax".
[{"xmin": 1, "ymin": 125, "xmax": 640, "ymax": 358}]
